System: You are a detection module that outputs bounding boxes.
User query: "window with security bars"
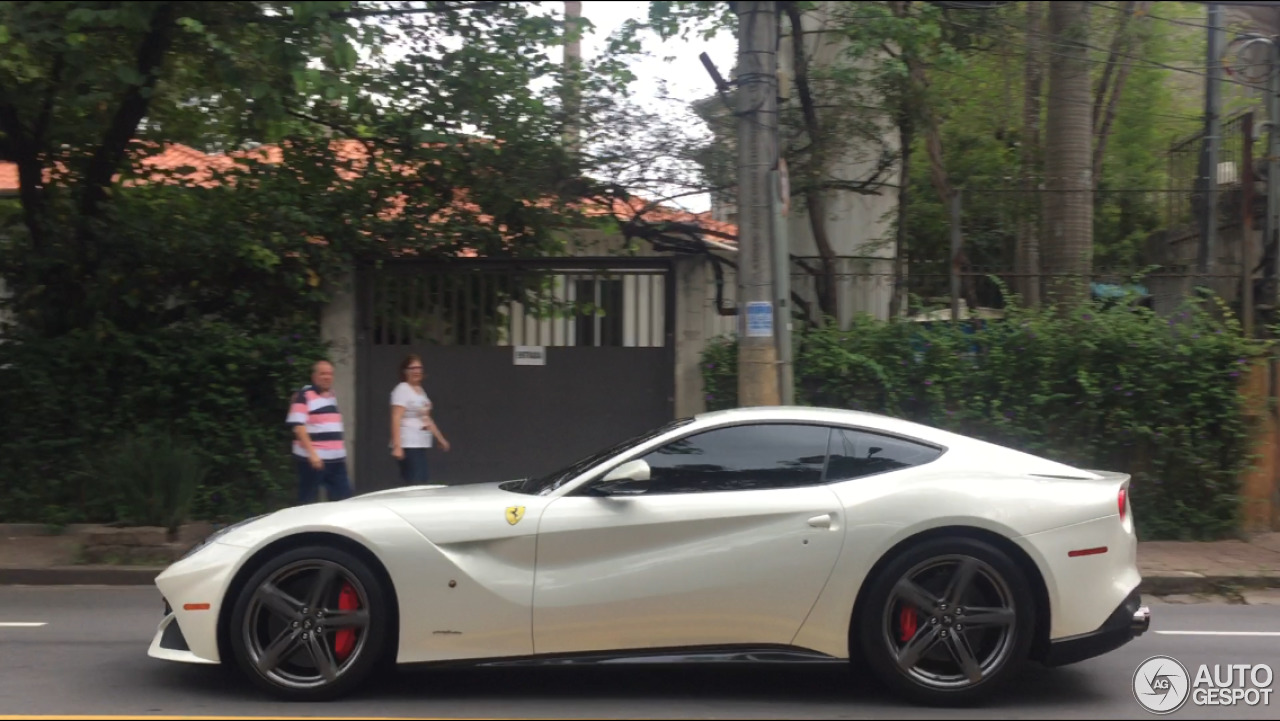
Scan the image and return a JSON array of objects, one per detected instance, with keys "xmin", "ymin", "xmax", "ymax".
[{"xmin": 369, "ymin": 268, "xmax": 666, "ymax": 348}]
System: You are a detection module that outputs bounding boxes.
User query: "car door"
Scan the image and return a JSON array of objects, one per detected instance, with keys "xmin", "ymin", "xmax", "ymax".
[{"xmin": 531, "ymin": 422, "xmax": 846, "ymax": 655}]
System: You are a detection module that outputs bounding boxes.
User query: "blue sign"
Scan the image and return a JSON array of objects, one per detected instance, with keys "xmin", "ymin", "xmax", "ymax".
[{"xmin": 746, "ymin": 301, "xmax": 773, "ymax": 338}]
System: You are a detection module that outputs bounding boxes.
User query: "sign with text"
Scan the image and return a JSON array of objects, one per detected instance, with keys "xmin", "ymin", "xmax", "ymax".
[
  {"xmin": 745, "ymin": 301, "xmax": 773, "ymax": 338},
  {"xmin": 514, "ymin": 346, "xmax": 546, "ymax": 366}
]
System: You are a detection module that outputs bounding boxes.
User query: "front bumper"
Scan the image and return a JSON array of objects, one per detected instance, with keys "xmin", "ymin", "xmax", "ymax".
[
  {"xmin": 1043, "ymin": 588, "xmax": 1150, "ymax": 667},
  {"xmin": 148, "ymin": 599, "xmax": 218, "ymax": 665}
]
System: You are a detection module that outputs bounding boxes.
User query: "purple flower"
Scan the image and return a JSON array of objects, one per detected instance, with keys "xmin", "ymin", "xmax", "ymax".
[
  {"xmin": 1114, "ymin": 385, "xmax": 1123, "ymax": 391},
  {"xmin": 705, "ymin": 393, "xmax": 715, "ymax": 400},
  {"xmin": 924, "ymin": 380, "xmax": 933, "ymax": 386}
]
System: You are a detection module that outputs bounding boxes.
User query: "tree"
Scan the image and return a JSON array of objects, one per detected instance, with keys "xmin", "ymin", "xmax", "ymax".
[
  {"xmin": 0, "ymin": 1, "xmax": 624, "ymax": 336},
  {"xmin": 1042, "ymin": 0, "xmax": 1094, "ymax": 306}
]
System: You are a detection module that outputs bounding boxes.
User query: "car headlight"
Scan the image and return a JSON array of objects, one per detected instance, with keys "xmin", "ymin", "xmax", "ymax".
[{"xmin": 180, "ymin": 513, "xmax": 270, "ymax": 560}]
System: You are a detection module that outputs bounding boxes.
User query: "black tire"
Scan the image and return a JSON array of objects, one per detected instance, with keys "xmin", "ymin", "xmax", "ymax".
[
  {"xmin": 855, "ymin": 536, "xmax": 1036, "ymax": 707},
  {"xmin": 227, "ymin": 544, "xmax": 392, "ymax": 701}
]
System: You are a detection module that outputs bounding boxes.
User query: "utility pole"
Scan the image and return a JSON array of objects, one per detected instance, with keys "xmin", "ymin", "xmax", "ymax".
[
  {"xmin": 1269, "ymin": 37, "xmax": 1280, "ymax": 319},
  {"xmin": 1199, "ymin": 2, "xmax": 1223, "ymax": 276},
  {"xmin": 735, "ymin": 1, "xmax": 782, "ymax": 407}
]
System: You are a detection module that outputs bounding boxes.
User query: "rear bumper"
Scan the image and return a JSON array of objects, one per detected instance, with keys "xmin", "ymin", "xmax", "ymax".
[{"xmin": 1043, "ymin": 588, "xmax": 1149, "ymax": 667}]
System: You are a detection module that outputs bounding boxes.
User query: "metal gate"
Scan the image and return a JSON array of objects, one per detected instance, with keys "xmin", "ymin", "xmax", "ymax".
[{"xmin": 355, "ymin": 257, "xmax": 676, "ymax": 492}]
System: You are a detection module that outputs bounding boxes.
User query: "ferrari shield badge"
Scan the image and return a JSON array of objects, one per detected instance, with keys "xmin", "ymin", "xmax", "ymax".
[{"xmin": 505, "ymin": 506, "xmax": 526, "ymax": 526}]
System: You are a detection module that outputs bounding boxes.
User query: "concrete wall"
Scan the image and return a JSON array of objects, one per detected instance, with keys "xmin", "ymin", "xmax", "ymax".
[
  {"xmin": 1240, "ymin": 357, "xmax": 1280, "ymax": 533},
  {"xmin": 321, "ymin": 270, "xmax": 359, "ymax": 489}
]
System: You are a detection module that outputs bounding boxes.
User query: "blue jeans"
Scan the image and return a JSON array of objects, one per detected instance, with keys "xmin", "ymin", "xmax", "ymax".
[
  {"xmin": 398, "ymin": 448, "xmax": 430, "ymax": 484},
  {"xmin": 296, "ymin": 457, "xmax": 353, "ymax": 503}
]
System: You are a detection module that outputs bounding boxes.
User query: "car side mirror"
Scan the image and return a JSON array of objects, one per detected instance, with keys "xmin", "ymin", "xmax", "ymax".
[
  {"xmin": 585, "ymin": 459, "xmax": 651, "ymax": 496},
  {"xmin": 603, "ymin": 459, "xmax": 650, "ymax": 484}
]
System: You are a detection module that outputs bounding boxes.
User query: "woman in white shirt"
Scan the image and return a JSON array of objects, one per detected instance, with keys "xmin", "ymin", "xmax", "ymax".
[{"xmin": 390, "ymin": 354, "xmax": 451, "ymax": 484}]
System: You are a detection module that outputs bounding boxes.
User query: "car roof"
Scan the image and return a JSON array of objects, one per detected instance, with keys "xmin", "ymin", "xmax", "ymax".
[{"xmin": 692, "ymin": 405, "xmax": 962, "ymax": 447}]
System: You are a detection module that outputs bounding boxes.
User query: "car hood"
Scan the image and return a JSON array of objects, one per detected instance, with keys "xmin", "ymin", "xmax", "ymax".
[{"xmin": 351, "ymin": 480, "xmax": 523, "ymax": 503}]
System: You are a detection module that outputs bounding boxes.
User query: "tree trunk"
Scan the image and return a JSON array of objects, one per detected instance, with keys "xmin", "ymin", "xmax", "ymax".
[
  {"xmin": 784, "ymin": 1, "xmax": 838, "ymax": 322},
  {"xmin": 1016, "ymin": 0, "xmax": 1044, "ymax": 307},
  {"xmin": 890, "ymin": 108, "xmax": 912, "ymax": 319},
  {"xmin": 1043, "ymin": 1, "xmax": 1093, "ymax": 307}
]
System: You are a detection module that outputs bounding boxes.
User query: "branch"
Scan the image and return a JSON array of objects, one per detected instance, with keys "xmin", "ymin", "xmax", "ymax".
[
  {"xmin": 283, "ymin": 107, "xmax": 380, "ymax": 159},
  {"xmin": 785, "ymin": 0, "xmax": 838, "ymax": 317},
  {"xmin": 35, "ymin": 54, "xmax": 66, "ymax": 146},
  {"xmin": 1092, "ymin": 0, "xmax": 1137, "ymax": 132},
  {"xmin": 327, "ymin": 2, "xmax": 505, "ymax": 20},
  {"xmin": 77, "ymin": 3, "xmax": 179, "ymax": 250},
  {"xmin": 626, "ymin": 185, "xmax": 735, "ymax": 220},
  {"xmin": 65, "ymin": 2, "xmax": 507, "ymax": 32},
  {"xmin": 1093, "ymin": 1, "xmax": 1148, "ymax": 187}
]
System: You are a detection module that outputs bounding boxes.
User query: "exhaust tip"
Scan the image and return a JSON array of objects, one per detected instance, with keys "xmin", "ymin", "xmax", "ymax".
[{"xmin": 1132, "ymin": 605, "xmax": 1151, "ymax": 636}]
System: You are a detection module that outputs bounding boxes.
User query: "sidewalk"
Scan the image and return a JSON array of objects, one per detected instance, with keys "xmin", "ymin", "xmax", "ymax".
[{"xmin": 1, "ymin": 524, "xmax": 1278, "ymax": 599}]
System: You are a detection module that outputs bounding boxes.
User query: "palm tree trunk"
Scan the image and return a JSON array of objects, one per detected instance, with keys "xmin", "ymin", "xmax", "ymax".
[
  {"xmin": 1016, "ymin": 0, "xmax": 1044, "ymax": 307},
  {"xmin": 1043, "ymin": 1, "xmax": 1093, "ymax": 307}
]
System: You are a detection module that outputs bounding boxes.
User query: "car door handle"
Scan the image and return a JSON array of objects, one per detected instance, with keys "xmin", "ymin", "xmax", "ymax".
[{"xmin": 807, "ymin": 514, "xmax": 833, "ymax": 529}]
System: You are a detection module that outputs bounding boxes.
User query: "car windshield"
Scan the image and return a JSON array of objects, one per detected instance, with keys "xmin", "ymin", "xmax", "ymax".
[{"xmin": 515, "ymin": 417, "xmax": 694, "ymax": 496}]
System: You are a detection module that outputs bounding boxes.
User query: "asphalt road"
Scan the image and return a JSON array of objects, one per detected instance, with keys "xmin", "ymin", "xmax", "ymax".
[{"xmin": 0, "ymin": 587, "xmax": 1278, "ymax": 720}]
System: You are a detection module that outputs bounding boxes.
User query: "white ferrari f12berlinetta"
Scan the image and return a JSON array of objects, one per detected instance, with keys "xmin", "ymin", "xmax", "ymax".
[{"xmin": 148, "ymin": 406, "xmax": 1151, "ymax": 706}]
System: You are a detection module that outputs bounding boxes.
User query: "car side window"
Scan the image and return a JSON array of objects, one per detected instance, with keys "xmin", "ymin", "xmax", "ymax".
[
  {"xmin": 824, "ymin": 428, "xmax": 943, "ymax": 483},
  {"xmin": 636, "ymin": 423, "xmax": 833, "ymax": 494}
]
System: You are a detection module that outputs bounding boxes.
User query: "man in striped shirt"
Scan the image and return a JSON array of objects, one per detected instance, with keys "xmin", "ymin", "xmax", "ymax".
[{"xmin": 286, "ymin": 360, "xmax": 353, "ymax": 503}]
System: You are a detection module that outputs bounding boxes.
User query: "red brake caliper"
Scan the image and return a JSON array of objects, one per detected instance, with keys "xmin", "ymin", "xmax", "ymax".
[
  {"xmin": 334, "ymin": 582, "xmax": 359, "ymax": 661},
  {"xmin": 899, "ymin": 605, "xmax": 918, "ymax": 642}
]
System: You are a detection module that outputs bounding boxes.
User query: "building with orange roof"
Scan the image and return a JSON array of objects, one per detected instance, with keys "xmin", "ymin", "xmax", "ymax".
[{"xmin": 0, "ymin": 139, "xmax": 754, "ymax": 490}]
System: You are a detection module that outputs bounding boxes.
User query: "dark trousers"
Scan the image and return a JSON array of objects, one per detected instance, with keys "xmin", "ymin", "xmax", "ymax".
[
  {"xmin": 296, "ymin": 456, "xmax": 354, "ymax": 503},
  {"xmin": 398, "ymin": 447, "xmax": 430, "ymax": 484}
]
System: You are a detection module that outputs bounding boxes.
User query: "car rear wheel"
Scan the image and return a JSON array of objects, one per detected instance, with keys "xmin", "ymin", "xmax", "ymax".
[
  {"xmin": 228, "ymin": 544, "xmax": 390, "ymax": 701},
  {"xmin": 856, "ymin": 536, "xmax": 1035, "ymax": 706}
]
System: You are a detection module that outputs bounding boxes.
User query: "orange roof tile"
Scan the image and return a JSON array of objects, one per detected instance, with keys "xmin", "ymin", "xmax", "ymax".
[{"xmin": 0, "ymin": 140, "xmax": 738, "ymax": 252}]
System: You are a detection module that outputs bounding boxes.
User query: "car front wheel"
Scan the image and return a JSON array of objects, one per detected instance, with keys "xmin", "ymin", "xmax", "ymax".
[
  {"xmin": 856, "ymin": 536, "xmax": 1036, "ymax": 706},
  {"xmin": 228, "ymin": 544, "xmax": 390, "ymax": 701}
]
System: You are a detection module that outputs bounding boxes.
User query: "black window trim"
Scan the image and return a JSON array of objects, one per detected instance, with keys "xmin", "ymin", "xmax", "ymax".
[
  {"xmin": 569, "ymin": 419, "xmax": 949, "ymax": 497},
  {"xmin": 821, "ymin": 423, "xmax": 949, "ymax": 485}
]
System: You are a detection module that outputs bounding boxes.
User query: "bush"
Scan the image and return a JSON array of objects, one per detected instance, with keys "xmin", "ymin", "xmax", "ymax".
[
  {"xmin": 0, "ymin": 318, "xmax": 329, "ymax": 525},
  {"xmin": 86, "ymin": 430, "xmax": 209, "ymax": 535},
  {"xmin": 701, "ymin": 293, "xmax": 1270, "ymax": 541}
]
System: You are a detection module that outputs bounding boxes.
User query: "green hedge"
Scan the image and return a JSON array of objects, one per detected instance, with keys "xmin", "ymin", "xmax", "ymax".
[
  {"xmin": 702, "ymin": 295, "xmax": 1269, "ymax": 541},
  {"xmin": 0, "ymin": 319, "xmax": 329, "ymax": 525}
]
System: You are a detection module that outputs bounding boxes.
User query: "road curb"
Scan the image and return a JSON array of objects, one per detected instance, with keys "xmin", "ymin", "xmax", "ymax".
[
  {"xmin": 1139, "ymin": 573, "xmax": 1280, "ymax": 596},
  {"xmin": 0, "ymin": 566, "xmax": 163, "ymax": 585}
]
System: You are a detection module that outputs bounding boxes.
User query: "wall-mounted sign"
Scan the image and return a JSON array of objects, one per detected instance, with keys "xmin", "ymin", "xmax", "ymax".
[
  {"xmin": 745, "ymin": 301, "xmax": 773, "ymax": 338},
  {"xmin": 514, "ymin": 346, "xmax": 546, "ymax": 366}
]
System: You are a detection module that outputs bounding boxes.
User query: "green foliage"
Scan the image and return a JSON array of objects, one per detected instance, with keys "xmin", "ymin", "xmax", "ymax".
[
  {"xmin": 898, "ymin": 1, "xmax": 1209, "ymax": 290},
  {"xmin": 701, "ymin": 291, "xmax": 1269, "ymax": 541},
  {"xmin": 0, "ymin": 319, "xmax": 329, "ymax": 525},
  {"xmin": 84, "ymin": 429, "xmax": 209, "ymax": 534}
]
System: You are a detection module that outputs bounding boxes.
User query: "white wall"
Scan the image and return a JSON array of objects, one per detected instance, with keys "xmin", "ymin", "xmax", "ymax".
[{"xmin": 321, "ymin": 270, "xmax": 359, "ymax": 488}]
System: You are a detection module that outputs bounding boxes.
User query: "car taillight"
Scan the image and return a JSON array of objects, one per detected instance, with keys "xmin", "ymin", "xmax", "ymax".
[{"xmin": 1118, "ymin": 488, "xmax": 1128, "ymax": 521}]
